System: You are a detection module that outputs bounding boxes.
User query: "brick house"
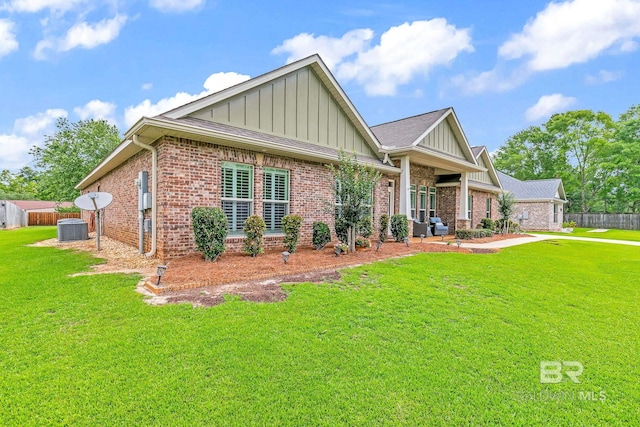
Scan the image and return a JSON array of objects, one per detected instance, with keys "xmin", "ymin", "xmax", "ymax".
[
  {"xmin": 497, "ymin": 171, "xmax": 567, "ymax": 231},
  {"xmin": 77, "ymin": 55, "xmax": 503, "ymax": 261}
]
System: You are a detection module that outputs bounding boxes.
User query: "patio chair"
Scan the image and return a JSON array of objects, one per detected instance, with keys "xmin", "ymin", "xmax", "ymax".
[
  {"xmin": 429, "ymin": 217, "xmax": 449, "ymax": 236},
  {"xmin": 412, "ymin": 219, "xmax": 433, "ymax": 237}
]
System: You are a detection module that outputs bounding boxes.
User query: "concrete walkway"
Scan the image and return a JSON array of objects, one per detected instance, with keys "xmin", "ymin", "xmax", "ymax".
[{"xmin": 429, "ymin": 234, "xmax": 640, "ymax": 249}]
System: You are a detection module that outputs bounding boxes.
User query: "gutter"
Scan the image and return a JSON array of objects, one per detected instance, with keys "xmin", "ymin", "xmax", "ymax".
[{"xmin": 132, "ymin": 134, "xmax": 157, "ymax": 257}]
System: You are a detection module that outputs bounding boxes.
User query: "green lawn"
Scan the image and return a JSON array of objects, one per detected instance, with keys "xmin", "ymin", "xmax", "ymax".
[
  {"xmin": 536, "ymin": 227, "xmax": 640, "ymax": 242},
  {"xmin": 1, "ymin": 227, "xmax": 639, "ymax": 425}
]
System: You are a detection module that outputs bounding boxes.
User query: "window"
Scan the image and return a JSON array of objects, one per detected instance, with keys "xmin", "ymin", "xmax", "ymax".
[
  {"xmin": 419, "ymin": 186, "xmax": 427, "ymax": 222},
  {"xmin": 410, "ymin": 184, "xmax": 416, "ymax": 219},
  {"xmin": 428, "ymin": 187, "xmax": 436, "ymax": 218},
  {"xmin": 221, "ymin": 162, "xmax": 253, "ymax": 233},
  {"xmin": 553, "ymin": 203, "xmax": 558, "ymax": 223},
  {"xmin": 263, "ymin": 168, "xmax": 289, "ymax": 233},
  {"xmin": 486, "ymin": 198, "xmax": 492, "ymax": 218},
  {"xmin": 467, "ymin": 195, "xmax": 472, "ymax": 220}
]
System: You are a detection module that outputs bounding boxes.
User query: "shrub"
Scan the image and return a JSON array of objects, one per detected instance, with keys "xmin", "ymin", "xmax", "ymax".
[
  {"xmin": 334, "ymin": 242, "xmax": 348, "ymax": 254},
  {"xmin": 562, "ymin": 221, "xmax": 577, "ymax": 228},
  {"xmin": 378, "ymin": 214, "xmax": 389, "ymax": 242},
  {"xmin": 312, "ymin": 221, "xmax": 331, "ymax": 250},
  {"xmin": 56, "ymin": 206, "xmax": 81, "ymax": 213},
  {"xmin": 355, "ymin": 236, "xmax": 371, "ymax": 248},
  {"xmin": 243, "ymin": 215, "xmax": 266, "ymax": 257},
  {"xmin": 390, "ymin": 214, "xmax": 409, "ymax": 242},
  {"xmin": 358, "ymin": 216, "xmax": 373, "ymax": 238},
  {"xmin": 191, "ymin": 207, "xmax": 228, "ymax": 261},
  {"xmin": 282, "ymin": 215, "xmax": 302, "ymax": 253},
  {"xmin": 495, "ymin": 219, "xmax": 520, "ymax": 233},
  {"xmin": 455, "ymin": 229, "xmax": 495, "ymax": 240},
  {"xmin": 480, "ymin": 218, "xmax": 495, "ymax": 230},
  {"xmin": 334, "ymin": 216, "xmax": 349, "ymax": 244}
]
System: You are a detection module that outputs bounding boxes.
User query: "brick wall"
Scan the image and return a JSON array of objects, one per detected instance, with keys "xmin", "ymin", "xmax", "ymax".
[
  {"xmin": 511, "ymin": 201, "xmax": 563, "ymax": 231},
  {"xmin": 81, "ymin": 150, "xmax": 153, "ymax": 253},
  {"xmin": 82, "ymin": 136, "xmax": 392, "ymax": 261},
  {"xmin": 469, "ymin": 189, "xmax": 499, "ymax": 228},
  {"xmin": 437, "ymin": 186, "xmax": 457, "ymax": 232}
]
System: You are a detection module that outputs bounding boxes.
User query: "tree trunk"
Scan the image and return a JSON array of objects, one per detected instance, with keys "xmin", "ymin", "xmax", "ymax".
[{"xmin": 347, "ymin": 225, "xmax": 356, "ymax": 253}]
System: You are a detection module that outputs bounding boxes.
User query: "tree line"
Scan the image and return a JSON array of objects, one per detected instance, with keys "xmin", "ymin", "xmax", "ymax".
[
  {"xmin": 0, "ymin": 118, "xmax": 120, "ymax": 202},
  {"xmin": 493, "ymin": 105, "xmax": 640, "ymax": 213}
]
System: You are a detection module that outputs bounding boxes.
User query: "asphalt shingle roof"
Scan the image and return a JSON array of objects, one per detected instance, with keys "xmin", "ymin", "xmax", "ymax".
[
  {"xmin": 371, "ymin": 108, "xmax": 450, "ymax": 148},
  {"xmin": 497, "ymin": 171, "xmax": 564, "ymax": 200},
  {"xmin": 470, "ymin": 146, "xmax": 484, "ymax": 157}
]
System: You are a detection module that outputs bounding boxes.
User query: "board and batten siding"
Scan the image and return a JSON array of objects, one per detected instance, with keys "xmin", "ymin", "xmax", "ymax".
[
  {"xmin": 469, "ymin": 154, "xmax": 495, "ymax": 185},
  {"xmin": 417, "ymin": 119, "xmax": 466, "ymax": 159},
  {"xmin": 189, "ymin": 67, "xmax": 378, "ymax": 158}
]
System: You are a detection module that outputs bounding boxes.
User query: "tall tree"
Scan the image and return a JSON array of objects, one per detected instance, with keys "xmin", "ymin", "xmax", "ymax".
[
  {"xmin": 606, "ymin": 105, "xmax": 640, "ymax": 212},
  {"xmin": 0, "ymin": 167, "xmax": 39, "ymax": 199},
  {"xmin": 328, "ymin": 151, "xmax": 380, "ymax": 253},
  {"xmin": 30, "ymin": 118, "xmax": 120, "ymax": 201},
  {"xmin": 546, "ymin": 110, "xmax": 614, "ymax": 212}
]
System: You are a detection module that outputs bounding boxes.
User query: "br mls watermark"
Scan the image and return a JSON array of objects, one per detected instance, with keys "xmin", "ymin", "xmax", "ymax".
[{"xmin": 517, "ymin": 361, "xmax": 607, "ymax": 402}]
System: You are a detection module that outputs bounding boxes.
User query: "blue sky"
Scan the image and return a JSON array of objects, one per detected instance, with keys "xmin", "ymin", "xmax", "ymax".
[{"xmin": 1, "ymin": 0, "xmax": 640, "ymax": 171}]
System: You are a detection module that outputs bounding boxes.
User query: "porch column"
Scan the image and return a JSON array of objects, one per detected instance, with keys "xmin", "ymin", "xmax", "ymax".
[
  {"xmin": 459, "ymin": 172, "xmax": 468, "ymax": 219},
  {"xmin": 399, "ymin": 156, "xmax": 411, "ymax": 218}
]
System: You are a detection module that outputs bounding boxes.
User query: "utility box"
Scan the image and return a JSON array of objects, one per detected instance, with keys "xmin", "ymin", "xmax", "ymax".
[
  {"xmin": 144, "ymin": 218, "xmax": 152, "ymax": 233},
  {"xmin": 142, "ymin": 193, "xmax": 152, "ymax": 210},
  {"xmin": 57, "ymin": 219, "xmax": 89, "ymax": 242}
]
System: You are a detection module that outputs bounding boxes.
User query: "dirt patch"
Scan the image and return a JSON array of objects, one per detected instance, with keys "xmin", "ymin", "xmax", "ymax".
[{"xmin": 32, "ymin": 233, "xmax": 158, "ymax": 277}]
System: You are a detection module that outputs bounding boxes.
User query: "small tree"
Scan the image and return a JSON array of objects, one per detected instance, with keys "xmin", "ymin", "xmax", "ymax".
[
  {"xmin": 243, "ymin": 215, "xmax": 266, "ymax": 257},
  {"xmin": 328, "ymin": 151, "xmax": 381, "ymax": 253},
  {"xmin": 312, "ymin": 221, "xmax": 331, "ymax": 250},
  {"xmin": 191, "ymin": 207, "xmax": 228, "ymax": 261},
  {"xmin": 390, "ymin": 214, "xmax": 409, "ymax": 242},
  {"xmin": 282, "ymin": 215, "xmax": 302, "ymax": 253},
  {"xmin": 497, "ymin": 192, "xmax": 515, "ymax": 233},
  {"xmin": 378, "ymin": 214, "xmax": 389, "ymax": 242}
]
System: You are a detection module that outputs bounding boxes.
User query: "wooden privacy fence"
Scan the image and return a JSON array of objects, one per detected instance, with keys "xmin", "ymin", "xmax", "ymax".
[
  {"xmin": 564, "ymin": 213, "xmax": 640, "ymax": 230},
  {"xmin": 28, "ymin": 212, "xmax": 81, "ymax": 226}
]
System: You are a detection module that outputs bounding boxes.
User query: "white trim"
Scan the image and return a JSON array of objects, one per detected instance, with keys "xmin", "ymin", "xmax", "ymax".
[
  {"xmin": 385, "ymin": 145, "xmax": 485, "ymax": 172},
  {"xmin": 471, "ymin": 146, "xmax": 503, "ymax": 190}
]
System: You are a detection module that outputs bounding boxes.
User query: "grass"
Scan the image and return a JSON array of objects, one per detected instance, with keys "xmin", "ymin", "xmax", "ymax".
[
  {"xmin": 535, "ymin": 227, "xmax": 640, "ymax": 242},
  {"xmin": 1, "ymin": 227, "xmax": 639, "ymax": 425}
]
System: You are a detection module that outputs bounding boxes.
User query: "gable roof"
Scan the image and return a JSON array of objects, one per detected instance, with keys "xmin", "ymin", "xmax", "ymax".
[
  {"xmin": 162, "ymin": 54, "xmax": 383, "ymax": 160},
  {"xmin": 470, "ymin": 145, "xmax": 502, "ymax": 189},
  {"xmin": 497, "ymin": 171, "xmax": 566, "ymax": 202},
  {"xmin": 371, "ymin": 107, "xmax": 482, "ymax": 173},
  {"xmin": 6, "ymin": 200, "xmax": 74, "ymax": 210},
  {"xmin": 77, "ymin": 55, "xmax": 399, "ymax": 189}
]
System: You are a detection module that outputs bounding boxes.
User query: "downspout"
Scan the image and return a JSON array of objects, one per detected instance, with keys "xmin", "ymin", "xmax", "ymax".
[{"xmin": 132, "ymin": 134, "xmax": 157, "ymax": 257}]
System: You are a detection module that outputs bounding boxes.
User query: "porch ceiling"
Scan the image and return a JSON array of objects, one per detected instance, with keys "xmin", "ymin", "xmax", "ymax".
[{"xmin": 389, "ymin": 146, "xmax": 484, "ymax": 173}]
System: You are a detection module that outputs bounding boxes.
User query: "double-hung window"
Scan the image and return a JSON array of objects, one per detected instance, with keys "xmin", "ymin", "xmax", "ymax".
[
  {"xmin": 553, "ymin": 203, "xmax": 558, "ymax": 223},
  {"xmin": 410, "ymin": 184, "xmax": 416, "ymax": 219},
  {"xmin": 419, "ymin": 186, "xmax": 427, "ymax": 222},
  {"xmin": 467, "ymin": 195, "xmax": 473, "ymax": 220},
  {"xmin": 221, "ymin": 162, "xmax": 253, "ymax": 233},
  {"xmin": 263, "ymin": 168, "xmax": 289, "ymax": 233},
  {"xmin": 428, "ymin": 187, "xmax": 436, "ymax": 218},
  {"xmin": 486, "ymin": 198, "xmax": 492, "ymax": 218}
]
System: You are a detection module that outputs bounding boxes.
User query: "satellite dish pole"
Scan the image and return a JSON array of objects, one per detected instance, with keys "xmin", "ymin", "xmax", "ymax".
[
  {"xmin": 88, "ymin": 193, "xmax": 101, "ymax": 251},
  {"xmin": 74, "ymin": 192, "xmax": 113, "ymax": 251}
]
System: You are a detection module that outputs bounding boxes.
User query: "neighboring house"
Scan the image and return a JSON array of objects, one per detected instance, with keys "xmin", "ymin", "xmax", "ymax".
[
  {"xmin": 0, "ymin": 200, "xmax": 27, "ymax": 229},
  {"xmin": 76, "ymin": 55, "xmax": 503, "ymax": 261},
  {"xmin": 497, "ymin": 171, "xmax": 567, "ymax": 231},
  {"xmin": 0, "ymin": 200, "xmax": 75, "ymax": 229}
]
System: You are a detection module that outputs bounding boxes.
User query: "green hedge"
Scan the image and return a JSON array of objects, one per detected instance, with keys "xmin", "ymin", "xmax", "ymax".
[
  {"xmin": 378, "ymin": 214, "xmax": 389, "ymax": 242},
  {"xmin": 312, "ymin": 221, "xmax": 331, "ymax": 250},
  {"xmin": 455, "ymin": 229, "xmax": 494, "ymax": 240},
  {"xmin": 243, "ymin": 215, "xmax": 266, "ymax": 257},
  {"xmin": 390, "ymin": 214, "xmax": 409, "ymax": 242},
  {"xmin": 282, "ymin": 215, "xmax": 302, "ymax": 253}
]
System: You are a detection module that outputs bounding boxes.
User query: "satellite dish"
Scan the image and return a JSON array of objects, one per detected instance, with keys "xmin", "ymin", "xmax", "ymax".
[{"xmin": 74, "ymin": 192, "xmax": 113, "ymax": 211}]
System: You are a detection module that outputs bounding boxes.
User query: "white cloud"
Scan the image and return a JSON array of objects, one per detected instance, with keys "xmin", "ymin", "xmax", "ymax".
[
  {"xmin": 34, "ymin": 14, "xmax": 127, "ymax": 59},
  {"xmin": 585, "ymin": 70, "xmax": 623, "ymax": 85},
  {"xmin": 1, "ymin": 0, "xmax": 85, "ymax": 13},
  {"xmin": 0, "ymin": 19, "xmax": 18, "ymax": 58},
  {"xmin": 451, "ymin": 66, "xmax": 531, "ymax": 95},
  {"xmin": 13, "ymin": 108, "xmax": 67, "ymax": 136},
  {"xmin": 1, "ymin": 108, "xmax": 68, "ymax": 171},
  {"xmin": 338, "ymin": 20, "xmax": 473, "ymax": 95},
  {"xmin": 124, "ymin": 71, "xmax": 250, "ymax": 128},
  {"xmin": 0, "ymin": 134, "xmax": 32, "ymax": 170},
  {"xmin": 149, "ymin": 0, "xmax": 204, "ymax": 13},
  {"xmin": 273, "ymin": 19, "xmax": 472, "ymax": 96},
  {"xmin": 499, "ymin": 0, "xmax": 640, "ymax": 71},
  {"xmin": 141, "ymin": 82, "xmax": 153, "ymax": 90},
  {"xmin": 74, "ymin": 99, "xmax": 117, "ymax": 124},
  {"xmin": 272, "ymin": 29, "xmax": 374, "ymax": 69},
  {"xmin": 525, "ymin": 94, "xmax": 577, "ymax": 122}
]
